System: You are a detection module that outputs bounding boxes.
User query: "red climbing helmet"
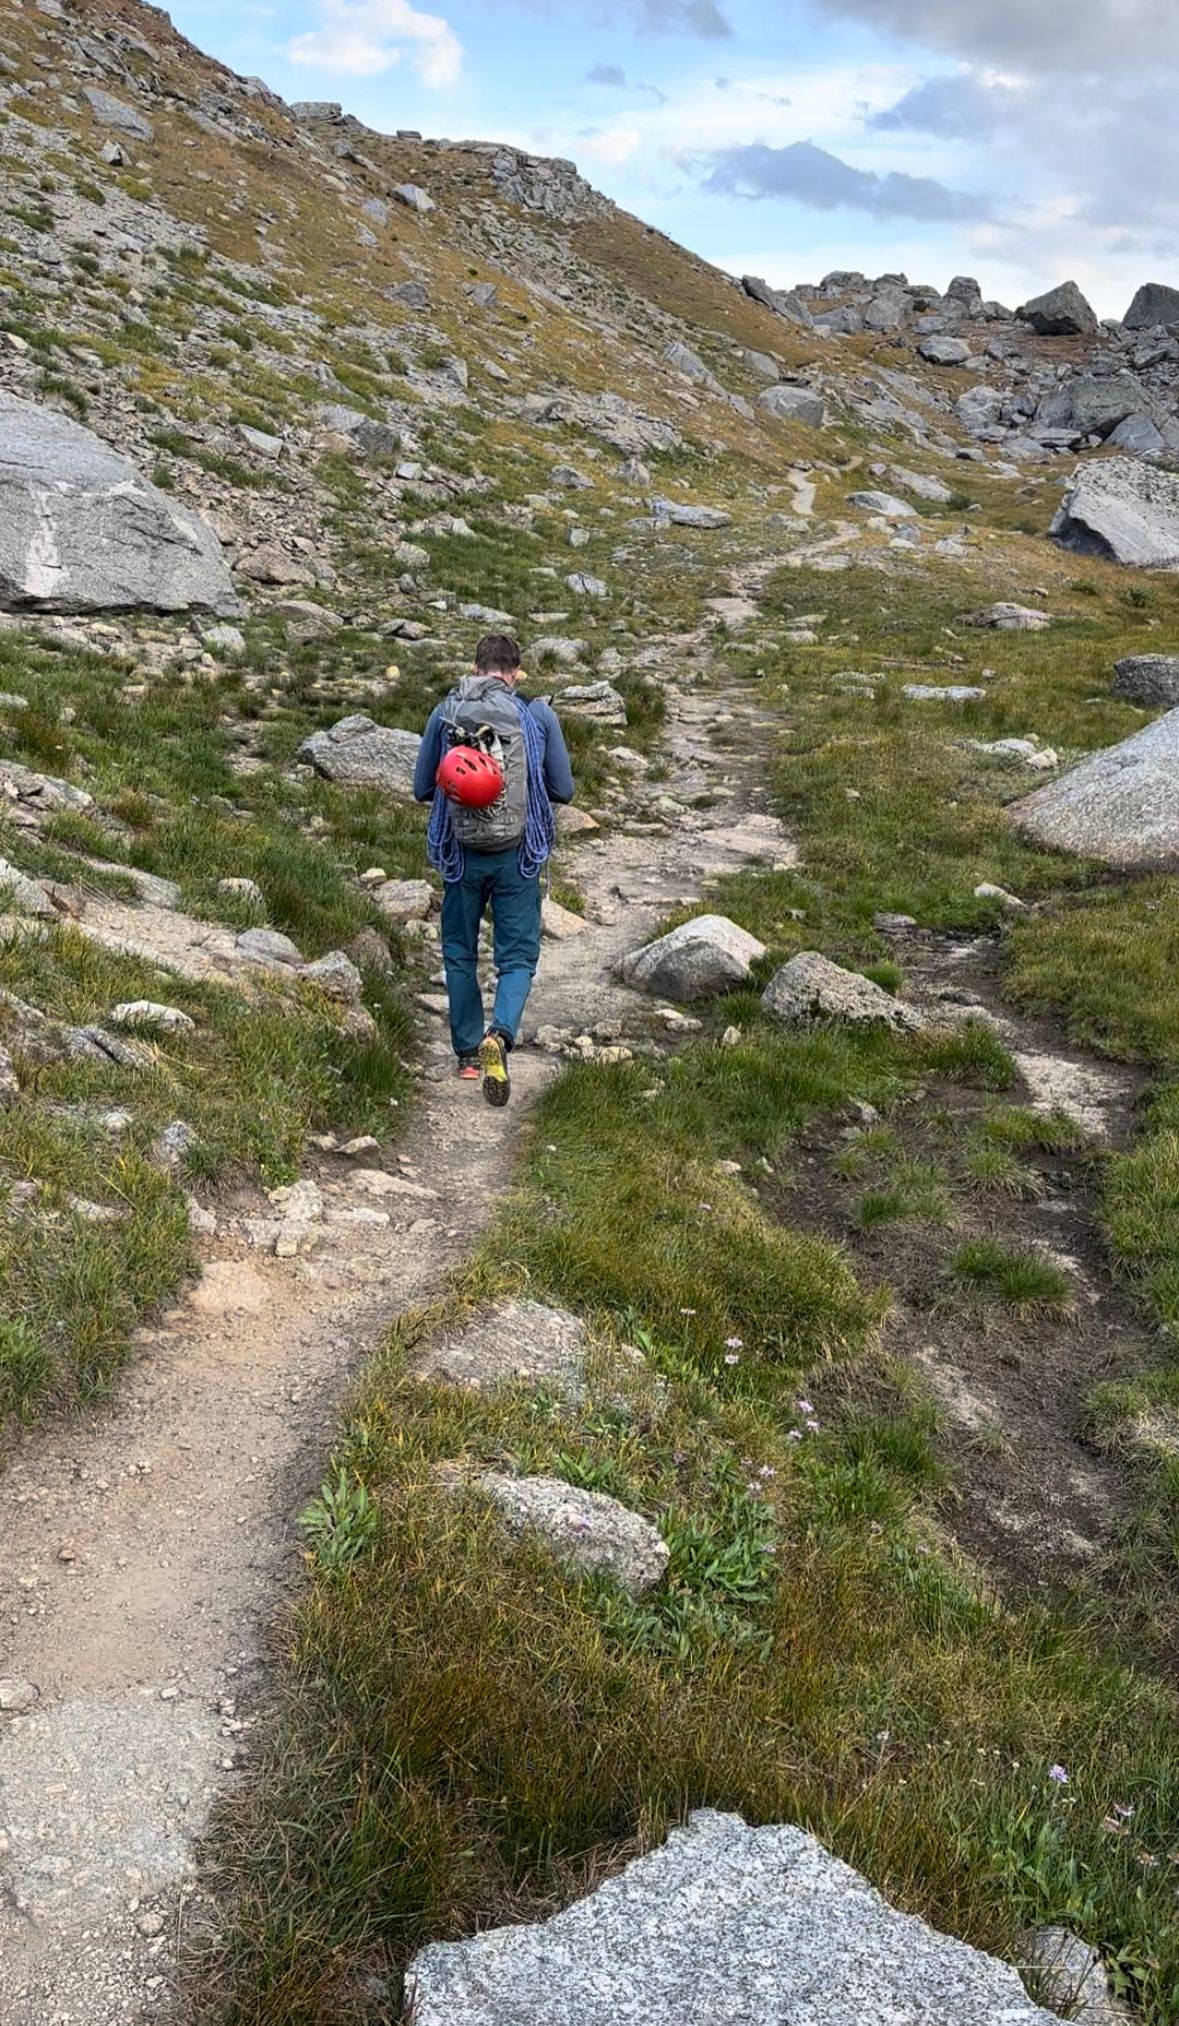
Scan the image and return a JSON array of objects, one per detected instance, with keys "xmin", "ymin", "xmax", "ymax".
[{"xmin": 436, "ymin": 743, "xmax": 505, "ymax": 808}]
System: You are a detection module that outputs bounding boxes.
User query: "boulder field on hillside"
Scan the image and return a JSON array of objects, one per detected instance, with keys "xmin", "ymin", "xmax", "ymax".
[
  {"xmin": 0, "ymin": 391, "xmax": 238, "ymax": 615},
  {"xmin": 756, "ymin": 266, "xmax": 1179, "ymax": 480},
  {"xmin": 406, "ymin": 1810, "xmax": 1066, "ymax": 2026}
]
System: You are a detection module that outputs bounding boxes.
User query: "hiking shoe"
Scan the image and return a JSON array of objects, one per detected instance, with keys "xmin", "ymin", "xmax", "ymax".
[
  {"xmin": 457, "ymin": 1052, "xmax": 481, "ymax": 1081},
  {"xmin": 479, "ymin": 1031, "xmax": 511, "ymax": 1108}
]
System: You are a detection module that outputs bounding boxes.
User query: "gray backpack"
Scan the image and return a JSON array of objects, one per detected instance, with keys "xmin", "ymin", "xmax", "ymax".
[{"xmin": 438, "ymin": 675, "xmax": 530, "ymax": 851}]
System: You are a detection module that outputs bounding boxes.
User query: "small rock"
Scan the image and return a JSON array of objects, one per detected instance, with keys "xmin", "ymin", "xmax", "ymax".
[
  {"xmin": 267, "ymin": 1178, "xmax": 323, "ymax": 1223},
  {"xmin": 557, "ymin": 680, "xmax": 627, "ymax": 726},
  {"xmin": 392, "ymin": 183, "xmax": 436, "ymax": 214},
  {"xmin": 1112, "ymin": 653, "xmax": 1179, "ymax": 708},
  {"xmin": 236, "ymin": 926, "xmax": 303, "ymax": 967},
  {"xmin": 621, "ymin": 916, "xmax": 765, "ymax": 1003},
  {"xmin": 974, "ymin": 882, "xmax": 1026, "ymax": 909},
  {"xmin": 372, "ymin": 877, "xmax": 434, "ymax": 921},
  {"xmin": 902, "ymin": 685, "xmax": 985, "ymax": 703},
  {"xmin": 0, "ymin": 1678, "xmax": 39, "ymax": 1715},
  {"xmin": 962, "ymin": 603, "xmax": 1051, "ymax": 632},
  {"xmin": 185, "ymin": 1195, "xmax": 217, "ymax": 1236},
  {"xmin": 848, "ymin": 490, "xmax": 917, "ymax": 519},
  {"xmin": 109, "ymin": 1002, "xmax": 195, "ymax": 1034},
  {"xmin": 301, "ymin": 950, "xmax": 364, "ymax": 1003},
  {"xmin": 202, "ymin": 623, "xmax": 246, "ymax": 656},
  {"xmin": 649, "ymin": 497, "xmax": 732, "ymax": 529},
  {"xmin": 542, "ymin": 897, "xmax": 588, "ymax": 939},
  {"xmin": 1025, "ymin": 1927, "xmax": 1130, "ymax": 2024},
  {"xmin": 763, "ymin": 952, "xmax": 923, "ymax": 1030},
  {"xmin": 217, "ymin": 876, "xmax": 264, "ymax": 906},
  {"xmin": 0, "ymin": 856, "xmax": 55, "ymax": 918},
  {"xmin": 151, "ymin": 1120, "xmax": 198, "ymax": 1173},
  {"xmin": 465, "ymin": 1471, "xmax": 669, "ymax": 1596}
]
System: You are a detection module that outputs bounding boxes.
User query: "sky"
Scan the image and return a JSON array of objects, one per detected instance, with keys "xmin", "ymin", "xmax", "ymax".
[{"xmin": 163, "ymin": 0, "xmax": 1179, "ymax": 319}]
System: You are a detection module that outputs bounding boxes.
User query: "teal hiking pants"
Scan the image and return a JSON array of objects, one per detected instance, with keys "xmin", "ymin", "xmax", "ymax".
[{"xmin": 440, "ymin": 847, "xmax": 542, "ymax": 1058}]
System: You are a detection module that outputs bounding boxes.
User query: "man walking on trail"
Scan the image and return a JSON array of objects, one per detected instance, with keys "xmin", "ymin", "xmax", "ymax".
[{"xmin": 414, "ymin": 633, "xmax": 574, "ymax": 1108}]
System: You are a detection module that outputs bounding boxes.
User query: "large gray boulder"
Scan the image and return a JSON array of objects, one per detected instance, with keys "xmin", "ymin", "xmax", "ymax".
[
  {"xmin": 848, "ymin": 489, "xmax": 917, "ymax": 519},
  {"xmin": 649, "ymin": 497, "xmax": 732, "ymax": 529},
  {"xmin": 0, "ymin": 392, "xmax": 238, "ymax": 615},
  {"xmin": 1010, "ymin": 708, "xmax": 1179, "ymax": 868},
  {"xmin": 1017, "ymin": 281, "xmax": 1098, "ymax": 337},
  {"xmin": 1124, "ymin": 282, "xmax": 1179, "ymax": 330},
  {"xmin": 955, "ymin": 385, "xmax": 1004, "ymax": 436},
  {"xmin": 406, "ymin": 1810, "xmax": 1063, "ymax": 2026},
  {"xmin": 740, "ymin": 275, "xmax": 813, "ymax": 327},
  {"xmin": 298, "ymin": 714, "xmax": 421, "ymax": 794},
  {"xmin": 758, "ymin": 384, "xmax": 826, "ymax": 427},
  {"xmin": 1068, "ymin": 371, "xmax": 1150, "ymax": 439},
  {"xmin": 918, "ymin": 335, "xmax": 973, "ymax": 366},
  {"xmin": 316, "ymin": 404, "xmax": 402, "ymax": 458},
  {"xmin": 1112, "ymin": 653, "xmax": 1179, "ymax": 706},
  {"xmin": 621, "ymin": 915, "xmax": 765, "ymax": 1001},
  {"xmin": 467, "ymin": 1472, "xmax": 669, "ymax": 1595},
  {"xmin": 1108, "ymin": 413, "xmax": 1166, "ymax": 455},
  {"xmin": 83, "ymin": 86, "xmax": 153, "ymax": 140},
  {"xmin": 763, "ymin": 951, "xmax": 923, "ymax": 1030},
  {"xmin": 663, "ymin": 341, "xmax": 717, "ymax": 387},
  {"xmin": 863, "ymin": 288, "xmax": 909, "ymax": 332},
  {"xmin": 557, "ymin": 680, "xmax": 627, "ymax": 725},
  {"xmin": 1050, "ymin": 458, "xmax": 1179, "ymax": 567}
]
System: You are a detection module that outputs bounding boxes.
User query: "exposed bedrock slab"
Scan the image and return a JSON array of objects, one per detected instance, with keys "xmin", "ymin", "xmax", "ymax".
[
  {"xmin": 0, "ymin": 392, "xmax": 237, "ymax": 615},
  {"xmin": 410, "ymin": 1298, "xmax": 588, "ymax": 1401},
  {"xmin": 406, "ymin": 1810, "xmax": 1064, "ymax": 2026}
]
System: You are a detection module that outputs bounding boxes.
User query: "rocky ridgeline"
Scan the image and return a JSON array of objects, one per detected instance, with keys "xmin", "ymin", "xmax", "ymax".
[{"xmin": 748, "ymin": 267, "xmax": 1179, "ymax": 467}]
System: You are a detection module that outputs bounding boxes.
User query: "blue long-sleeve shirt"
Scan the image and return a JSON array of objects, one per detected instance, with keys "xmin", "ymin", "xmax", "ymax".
[{"xmin": 413, "ymin": 694, "xmax": 575, "ymax": 806}]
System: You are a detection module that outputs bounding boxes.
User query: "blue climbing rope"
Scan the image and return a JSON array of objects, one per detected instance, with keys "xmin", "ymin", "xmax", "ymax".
[{"xmin": 426, "ymin": 694, "xmax": 555, "ymax": 885}]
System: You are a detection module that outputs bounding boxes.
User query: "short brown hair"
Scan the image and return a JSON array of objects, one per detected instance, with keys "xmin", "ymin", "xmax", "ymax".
[{"xmin": 474, "ymin": 632, "xmax": 521, "ymax": 676}]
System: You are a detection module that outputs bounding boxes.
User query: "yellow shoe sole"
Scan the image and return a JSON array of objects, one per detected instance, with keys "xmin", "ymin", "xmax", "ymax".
[{"xmin": 479, "ymin": 1034, "xmax": 511, "ymax": 1108}]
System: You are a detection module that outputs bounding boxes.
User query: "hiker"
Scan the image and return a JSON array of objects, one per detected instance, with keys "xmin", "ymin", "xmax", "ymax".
[{"xmin": 414, "ymin": 633, "xmax": 574, "ymax": 1107}]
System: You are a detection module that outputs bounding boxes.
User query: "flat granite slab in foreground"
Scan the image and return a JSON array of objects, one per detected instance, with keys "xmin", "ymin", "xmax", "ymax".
[{"xmin": 406, "ymin": 1810, "xmax": 1063, "ymax": 2025}]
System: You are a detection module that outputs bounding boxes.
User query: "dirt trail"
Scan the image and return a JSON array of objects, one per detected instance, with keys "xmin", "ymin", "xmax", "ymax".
[{"xmin": 0, "ymin": 667, "xmax": 790, "ymax": 2025}]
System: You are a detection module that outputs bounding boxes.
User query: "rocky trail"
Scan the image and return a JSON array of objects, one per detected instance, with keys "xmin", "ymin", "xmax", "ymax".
[
  {"xmin": 0, "ymin": 652, "xmax": 793, "ymax": 2026},
  {"xmin": 0, "ymin": 580, "xmax": 1168, "ymax": 2020}
]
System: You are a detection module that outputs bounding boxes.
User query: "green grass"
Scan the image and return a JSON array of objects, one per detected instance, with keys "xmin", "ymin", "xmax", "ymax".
[
  {"xmin": 0, "ymin": 923, "xmax": 410, "ymax": 1430},
  {"xmin": 855, "ymin": 1158, "xmax": 952, "ymax": 1229},
  {"xmin": 963, "ymin": 1142, "xmax": 1044, "ymax": 1199},
  {"xmin": 0, "ymin": 615, "xmax": 427, "ymax": 1438},
  {"xmin": 950, "ymin": 1236, "xmax": 1074, "ymax": 1315}
]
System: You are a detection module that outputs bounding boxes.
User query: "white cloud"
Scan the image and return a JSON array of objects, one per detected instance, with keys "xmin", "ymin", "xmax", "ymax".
[
  {"xmin": 287, "ymin": 0, "xmax": 462, "ymax": 86},
  {"xmin": 813, "ymin": 0, "xmax": 1179, "ymax": 72},
  {"xmin": 579, "ymin": 126, "xmax": 643, "ymax": 166}
]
